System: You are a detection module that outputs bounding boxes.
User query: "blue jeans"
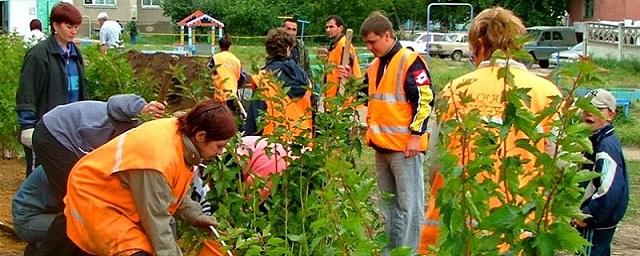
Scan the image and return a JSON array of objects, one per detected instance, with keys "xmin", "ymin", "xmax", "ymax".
[
  {"xmin": 12, "ymin": 166, "xmax": 60, "ymax": 243},
  {"xmin": 375, "ymin": 151, "xmax": 425, "ymax": 254}
]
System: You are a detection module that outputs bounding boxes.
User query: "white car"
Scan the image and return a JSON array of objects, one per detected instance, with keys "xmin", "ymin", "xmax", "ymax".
[
  {"xmin": 549, "ymin": 42, "xmax": 585, "ymax": 66},
  {"xmin": 429, "ymin": 33, "xmax": 471, "ymax": 61},
  {"xmin": 399, "ymin": 32, "xmax": 446, "ymax": 54}
]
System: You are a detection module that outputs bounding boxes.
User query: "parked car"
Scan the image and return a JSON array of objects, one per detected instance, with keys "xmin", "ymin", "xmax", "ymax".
[
  {"xmin": 524, "ymin": 26, "xmax": 579, "ymax": 68},
  {"xmin": 549, "ymin": 42, "xmax": 585, "ymax": 66},
  {"xmin": 399, "ymin": 32, "xmax": 446, "ymax": 54},
  {"xmin": 428, "ymin": 33, "xmax": 471, "ymax": 61}
]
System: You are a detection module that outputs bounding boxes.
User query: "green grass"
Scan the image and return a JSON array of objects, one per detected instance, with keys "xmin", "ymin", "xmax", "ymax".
[
  {"xmin": 614, "ymin": 104, "xmax": 640, "ymax": 147},
  {"xmin": 593, "ymin": 58, "xmax": 640, "ymax": 88}
]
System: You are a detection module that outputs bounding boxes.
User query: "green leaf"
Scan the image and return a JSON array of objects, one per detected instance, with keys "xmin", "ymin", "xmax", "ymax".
[
  {"xmin": 390, "ymin": 246, "xmax": 413, "ymax": 256},
  {"xmin": 479, "ymin": 205, "xmax": 518, "ymax": 230},
  {"xmin": 573, "ymin": 170, "xmax": 600, "ymax": 183},
  {"xmin": 245, "ymin": 245, "xmax": 263, "ymax": 256}
]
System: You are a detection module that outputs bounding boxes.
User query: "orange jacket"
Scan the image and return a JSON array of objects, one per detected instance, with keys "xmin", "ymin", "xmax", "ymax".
[
  {"xmin": 64, "ymin": 118, "xmax": 195, "ymax": 255},
  {"xmin": 418, "ymin": 60, "xmax": 562, "ymax": 253},
  {"xmin": 255, "ymin": 70, "xmax": 313, "ymax": 139},
  {"xmin": 366, "ymin": 48, "xmax": 429, "ymax": 152},
  {"xmin": 212, "ymin": 51, "xmax": 242, "ymax": 101},
  {"xmin": 324, "ymin": 35, "xmax": 361, "ymax": 97}
]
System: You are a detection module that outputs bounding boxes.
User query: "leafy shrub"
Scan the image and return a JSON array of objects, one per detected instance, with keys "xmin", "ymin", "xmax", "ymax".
[
  {"xmin": 433, "ymin": 49, "xmax": 602, "ymax": 255},
  {"xmin": 179, "ymin": 71, "xmax": 396, "ymax": 254},
  {"xmin": 0, "ymin": 35, "xmax": 27, "ymax": 152},
  {"xmin": 81, "ymin": 47, "xmax": 156, "ymax": 101}
]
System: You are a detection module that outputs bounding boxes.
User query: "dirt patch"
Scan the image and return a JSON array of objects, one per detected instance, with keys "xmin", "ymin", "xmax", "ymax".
[
  {"xmin": 613, "ymin": 222, "xmax": 640, "ymax": 254},
  {"xmin": 623, "ymin": 146, "xmax": 640, "ymax": 161},
  {"xmin": 0, "ymin": 159, "xmax": 27, "ymax": 255},
  {"xmin": 126, "ymin": 51, "xmax": 212, "ymax": 112}
]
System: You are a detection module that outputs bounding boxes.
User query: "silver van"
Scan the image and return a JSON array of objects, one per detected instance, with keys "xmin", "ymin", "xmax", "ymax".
[{"xmin": 524, "ymin": 27, "xmax": 579, "ymax": 68}]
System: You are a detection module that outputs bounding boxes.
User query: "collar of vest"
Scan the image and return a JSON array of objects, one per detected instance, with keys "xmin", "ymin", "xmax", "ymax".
[
  {"xmin": 328, "ymin": 34, "xmax": 344, "ymax": 51},
  {"xmin": 478, "ymin": 59, "xmax": 527, "ymax": 70},
  {"xmin": 379, "ymin": 40, "xmax": 402, "ymax": 64},
  {"xmin": 182, "ymin": 135, "xmax": 202, "ymax": 166}
]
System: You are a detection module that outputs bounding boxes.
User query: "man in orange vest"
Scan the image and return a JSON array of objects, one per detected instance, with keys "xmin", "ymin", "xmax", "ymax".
[
  {"xmin": 64, "ymin": 100, "xmax": 237, "ymax": 256},
  {"xmin": 208, "ymin": 36, "xmax": 246, "ymax": 111},
  {"xmin": 323, "ymin": 15, "xmax": 361, "ymax": 98},
  {"xmin": 342, "ymin": 12, "xmax": 434, "ymax": 254},
  {"xmin": 244, "ymin": 28, "xmax": 313, "ymax": 139},
  {"xmin": 419, "ymin": 7, "xmax": 563, "ymax": 254}
]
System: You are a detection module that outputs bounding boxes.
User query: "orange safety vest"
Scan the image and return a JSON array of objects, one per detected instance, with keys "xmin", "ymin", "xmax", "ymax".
[
  {"xmin": 212, "ymin": 51, "xmax": 242, "ymax": 101},
  {"xmin": 325, "ymin": 36, "xmax": 361, "ymax": 98},
  {"xmin": 255, "ymin": 70, "xmax": 313, "ymax": 139},
  {"xmin": 64, "ymin": 118, "xmax": 195, "ymax": 256},
  {"xmin": 418, "ymin": 61, "xmax": 563, "ymax": 253},
  {"xmin": 365, "ymin": 48, "xmax": 428, "ymax": 152}
]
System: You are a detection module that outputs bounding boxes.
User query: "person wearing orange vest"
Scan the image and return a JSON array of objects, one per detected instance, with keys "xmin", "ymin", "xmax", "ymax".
[
  {"xmin": 323, "ymin": 15, "xmax": 361, "ymax": 98},
  {"xmin": 244, "ymin": 28, "xmax": 313, "ymax": 139},
  {"xmin": 208, "ymin": 35, "xmax": 245, "ymax": 104},
  {"xmin": 64, "ymin": 100, "xmax": 238, "ymax": 256},
  {"xmin": 11, "ymin": 94, "xmax": 164, "ymax": 255},
  {"xmin": 418, "ymin": 7, "xmax": 562, "ymax": 254},
  {"xmin": 342, "ymin": 12, "xmax": 434, "ymax": 254}
]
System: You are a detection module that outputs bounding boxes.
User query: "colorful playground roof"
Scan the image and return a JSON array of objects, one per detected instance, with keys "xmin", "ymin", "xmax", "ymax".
[{"xmin": 177, "ymin": 10, "xmax": 224, "ymax": 28}]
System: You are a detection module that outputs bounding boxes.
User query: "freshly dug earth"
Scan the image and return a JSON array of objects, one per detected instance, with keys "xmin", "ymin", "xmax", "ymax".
[
  {"xmin": 126, "ymin": 51, "xmax": 212, "ymax": 112},
  {"xmin": 0, "ymin": 158, "xmax": 27, "ymax": 256}
]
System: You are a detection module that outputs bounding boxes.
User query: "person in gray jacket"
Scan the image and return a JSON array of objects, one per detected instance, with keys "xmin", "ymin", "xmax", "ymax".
[{"xmin": 12, "ymin": 94, "xmax": 164, "ymax": 254}]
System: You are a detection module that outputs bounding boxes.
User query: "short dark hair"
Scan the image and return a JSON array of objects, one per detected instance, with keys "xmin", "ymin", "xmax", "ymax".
[
  {"xmin": 49, "ymin": 2, "xmax": 82, "ymax": 32},
  {"xmin": 326, "ymin": 15, "xmax": 345, "ymax": 28},
  {"xmin": 360, "ymin": 11, "xmax": 394, "ymax": 37},
  {"xmin": 282, "ymin": 18, "xmax": 297, "ymax": 26},
  {"xmin": 219, "ymin": 35, "xmax": 232, "ymax": 51},
  {"xmin": 29, "ymin": 19, "xmax": 42, "ymax": 31},
  {"xmin": 265, "ymin": 28, "xmax": 294, "ymax": 59},
  {"xmin": 178, "ymin": 100, "xmax": 237, "ymax": 141}
]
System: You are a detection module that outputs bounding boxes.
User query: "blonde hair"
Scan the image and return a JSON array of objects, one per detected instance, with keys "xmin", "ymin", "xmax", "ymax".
[{"xmin": 468, "ymin": 7, "xmax": 526, "ymax": 56}]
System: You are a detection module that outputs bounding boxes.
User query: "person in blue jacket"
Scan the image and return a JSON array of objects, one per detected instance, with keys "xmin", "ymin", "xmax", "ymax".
[
  {"xmin": 575, "ymin": 89, "xmax": 629, "ymax": 256},
  {"xmin": 12, "ymin": 94, "xmax": 164, "ymax": 255}
]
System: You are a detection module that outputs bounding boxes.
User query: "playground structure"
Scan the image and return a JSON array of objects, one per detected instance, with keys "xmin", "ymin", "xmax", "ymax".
[{"xmin": 176, "ymin": 10, "xmax": 225, "ymax": 56}]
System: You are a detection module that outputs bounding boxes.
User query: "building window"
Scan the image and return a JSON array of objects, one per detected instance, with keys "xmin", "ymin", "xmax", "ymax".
[
  {"xmin": 584, "ymin": 0, "xmax": 594, "ymax": 18},
  {"xmin": 142, "ymin": 0, "xmax": 161, "ymax": 8},
  {"xmin": 84, "ymin": 0, "xmax": 116, "ymax": 5}
]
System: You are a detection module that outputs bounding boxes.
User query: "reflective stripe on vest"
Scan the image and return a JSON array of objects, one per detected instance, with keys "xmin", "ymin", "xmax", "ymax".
[
  {"xmin": 368, "ymin": 125, "xmax": 411, "ymax": 134},
  {"xmin": 366, "ymin": 48, "xmax": 428, "ymax": 151}
]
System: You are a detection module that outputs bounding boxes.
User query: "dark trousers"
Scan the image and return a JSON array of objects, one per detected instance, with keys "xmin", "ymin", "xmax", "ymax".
[
  {"xmin": 32, "ymin": 121, "xmax": 79, "ymax": 204},
  {"xmin": 578, "ymin": 226, "xmax": 617, "ymax": 256},
  {"xmin": 36, "ymin": 215, "xmax": 90, "ymax": 256}
]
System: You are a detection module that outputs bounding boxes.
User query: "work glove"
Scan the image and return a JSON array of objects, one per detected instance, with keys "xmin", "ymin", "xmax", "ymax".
[{"xmin": 20, "ymin": 128, "xmax": 34, "ymax": 148}]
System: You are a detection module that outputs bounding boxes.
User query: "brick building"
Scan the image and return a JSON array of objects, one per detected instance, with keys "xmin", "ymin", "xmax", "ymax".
[{"xmin": 569, "ymin": 0, "xmax": 640, "ymax": 25}]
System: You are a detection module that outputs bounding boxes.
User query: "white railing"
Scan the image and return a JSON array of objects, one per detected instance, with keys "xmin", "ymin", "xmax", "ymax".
[{"xmin": 585, "ymin": 22, "xmax": 640, "ymax": 60}]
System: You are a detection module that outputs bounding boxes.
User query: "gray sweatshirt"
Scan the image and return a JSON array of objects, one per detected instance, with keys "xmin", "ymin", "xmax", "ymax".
[{"xmin": 42, "ymin": 94, "xmax": 146, "ymax": 157}]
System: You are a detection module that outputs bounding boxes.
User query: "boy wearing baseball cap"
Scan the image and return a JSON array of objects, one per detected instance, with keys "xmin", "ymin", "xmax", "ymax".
[{"xmin": 574, "ymin": 89, "xmax": 629, "ymax": 256}]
